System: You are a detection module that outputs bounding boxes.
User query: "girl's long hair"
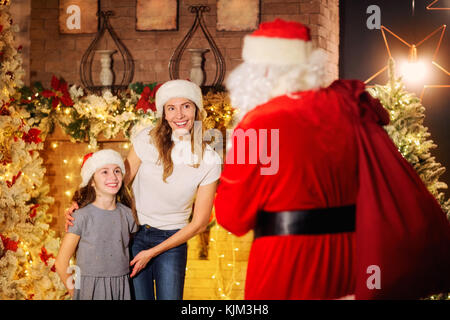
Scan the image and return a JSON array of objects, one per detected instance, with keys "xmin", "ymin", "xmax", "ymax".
[
  {"xmin": 150, "ymin": 104, "xmax": 207, "ymax": 183},
  {"xmin": 72, "ymin": 176, "xmax": 140, "ymax": 225}
]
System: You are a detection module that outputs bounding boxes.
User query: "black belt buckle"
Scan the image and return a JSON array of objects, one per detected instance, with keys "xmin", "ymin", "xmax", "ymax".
[{"xmin": 254, "ymin": 205, "xmax": 356, "ymax": 239}]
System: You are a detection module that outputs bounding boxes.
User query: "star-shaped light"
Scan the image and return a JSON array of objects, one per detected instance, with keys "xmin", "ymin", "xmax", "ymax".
[
  {"xmin": 364, "ymin": 25, "xmax": 449, "ymax": 101},
  {"xmin": 427, "ymin": 0, "xmax": 450, "ymax": 10}
]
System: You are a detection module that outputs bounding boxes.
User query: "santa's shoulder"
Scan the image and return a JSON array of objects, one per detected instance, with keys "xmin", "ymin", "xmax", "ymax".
[{"xmin": 238, "ymin": 93, "xmax": 309, "ymax": 128}]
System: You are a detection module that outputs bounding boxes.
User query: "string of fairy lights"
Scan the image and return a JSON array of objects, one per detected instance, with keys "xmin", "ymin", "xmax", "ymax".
[{"xmin": 209, "ymin": 225, "xmax": 244, "ymax": 299}]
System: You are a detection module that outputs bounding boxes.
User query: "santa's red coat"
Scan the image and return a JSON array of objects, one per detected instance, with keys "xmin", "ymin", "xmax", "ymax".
[{"xmin": 214, "ymin": 79, "xmax": 450, "ymax": 299}]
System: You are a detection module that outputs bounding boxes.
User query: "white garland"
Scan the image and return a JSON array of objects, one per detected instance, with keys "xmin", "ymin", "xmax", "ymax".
[{"xmin": 49, "ymin": 85, "xmax": 157, "ymax": 148}]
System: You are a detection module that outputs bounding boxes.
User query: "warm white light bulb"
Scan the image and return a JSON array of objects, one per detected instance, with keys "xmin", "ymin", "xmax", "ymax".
[{"xmin": 400, "ymin": 60, "xmax": 428, "ymax": 83}]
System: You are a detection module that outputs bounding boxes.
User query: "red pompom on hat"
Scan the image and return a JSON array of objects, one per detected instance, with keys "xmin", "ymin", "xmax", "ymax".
[
  {"xmin": 81, "ymin": 152, "xmax": 93, "ymax": 168},
  {"xmin": 242, "ymin": 18, "xmax": 313, "ymax": 65}
]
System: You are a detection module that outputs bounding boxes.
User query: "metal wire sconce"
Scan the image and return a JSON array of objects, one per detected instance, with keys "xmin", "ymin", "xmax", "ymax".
[
  {"xmin": 169, "ymin": 5, "xmax": 226, "ymax": 90},
  {"xmin": 79, "ymin": 10, "xmax": 135, "ymax": 94}
]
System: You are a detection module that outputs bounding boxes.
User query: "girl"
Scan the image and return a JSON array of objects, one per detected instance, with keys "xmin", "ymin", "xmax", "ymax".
[{"xmin": 55, "ymin": 149, "xmax": 139, "ymax": 300}]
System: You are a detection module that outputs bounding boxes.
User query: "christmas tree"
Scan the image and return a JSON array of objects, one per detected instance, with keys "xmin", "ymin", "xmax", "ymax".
[
  {"xmin": 0, "ymin": 2, "xmax": 67, "ymax": 299},
  {"xmin": 368, "ymin": 58, "xmax": 450, "ymax": 218}
]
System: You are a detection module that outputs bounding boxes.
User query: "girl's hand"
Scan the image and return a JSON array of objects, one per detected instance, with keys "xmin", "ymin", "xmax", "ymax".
[
  {"xmin": 68, "ymin": 288, "xmax": 74, "ymax": 298},
  {"xmin": 64, "ymin": 202, "xmax": 79, "ymax": 232},
  {"xmin": 129, "ymin": 249, "xmax": 154, "ymax": 278}
]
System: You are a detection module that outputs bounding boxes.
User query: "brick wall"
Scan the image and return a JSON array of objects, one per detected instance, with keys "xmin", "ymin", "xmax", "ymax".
[{"xmin": 29, "ymin": 0, "xmax": 339, "ymax": 88}]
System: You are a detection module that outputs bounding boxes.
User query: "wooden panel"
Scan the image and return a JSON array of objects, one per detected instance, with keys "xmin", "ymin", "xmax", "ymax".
[
  {"xmin": 59, "ymin": 0, "xmax": 98, "ymax": 34},
  {"xmin": 217, "ymin": 0, "xmax": 260, "ymax": 31},
  {"xmin": 136, "ymin": 0, "xmax": 178, "ymax": 31}
]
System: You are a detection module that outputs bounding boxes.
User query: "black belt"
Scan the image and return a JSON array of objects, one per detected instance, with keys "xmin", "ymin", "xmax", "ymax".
[{"xmin": 254, "ymin": 205, "xmax": 356, "ymax": 239}]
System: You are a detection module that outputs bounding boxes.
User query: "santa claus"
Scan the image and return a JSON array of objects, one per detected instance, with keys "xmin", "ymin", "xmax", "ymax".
[{"xmin": 214, "ymin": 18, "xmax": 450, "ymax": 300}]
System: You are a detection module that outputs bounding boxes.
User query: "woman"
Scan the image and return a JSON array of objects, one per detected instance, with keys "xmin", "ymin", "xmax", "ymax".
[{"xmin": 66, "ymin": 80, "xmax": 222, "ymax": 300}]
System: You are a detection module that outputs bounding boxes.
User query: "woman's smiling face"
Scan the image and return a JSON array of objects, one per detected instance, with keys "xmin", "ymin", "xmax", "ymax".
[{"xmin": 164, "ymin": 97, "xmax": 196, "ymax": 133}]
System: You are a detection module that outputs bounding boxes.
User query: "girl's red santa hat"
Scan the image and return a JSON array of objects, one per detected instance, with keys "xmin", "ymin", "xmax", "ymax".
[
  {"xmin": 80, "ymin": 149, "xmax": 125, "ymax": 187},
  {"xmin": 242, "ymin": 18, "xmax": 314, "ymax": 65}
]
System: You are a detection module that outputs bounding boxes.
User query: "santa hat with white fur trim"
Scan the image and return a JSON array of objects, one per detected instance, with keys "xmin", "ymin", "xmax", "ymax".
[
  {"xmin": 80, "ymin": 149, "xmax": 125, "ymax": 188},
  {"xmin": 242, "ymin": 18, "xmax": 314, "ymax": 65},
  {"xmin": 155, "ymin": 79, "xmax": 205, "ymax": 118}
]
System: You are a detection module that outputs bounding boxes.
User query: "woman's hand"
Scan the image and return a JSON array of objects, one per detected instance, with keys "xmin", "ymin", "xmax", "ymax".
[
  {"xmin": 129, "ymin": 249, "xmax": 155, "ymax": 278},
  {"xmin": 127, "ymin": 182, "xmax": 218, "ymax": 276},
  {"xmin": 64, "ymin": 202, "xmax": 79, "ymax": 232}
]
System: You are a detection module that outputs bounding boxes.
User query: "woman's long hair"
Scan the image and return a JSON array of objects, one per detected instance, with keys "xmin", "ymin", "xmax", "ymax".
[
  {"xmin": 150, "ymin": 104, "xmax": 207, "ymax": 183},
  {"xmin": 72, "ymin": 176, "xmax": 140, "ymax": 225}
]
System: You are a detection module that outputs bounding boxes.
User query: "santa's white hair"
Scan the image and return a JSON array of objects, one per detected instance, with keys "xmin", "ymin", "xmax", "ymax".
[{"xmin": 226, "ymin": 48, "xmax": 328, "ymax": 120}]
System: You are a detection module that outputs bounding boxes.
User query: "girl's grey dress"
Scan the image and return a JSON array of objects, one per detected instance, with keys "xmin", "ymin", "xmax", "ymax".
[{"xmin": 68, "ymin": 202, "xmax": 138, "ymax": 300}]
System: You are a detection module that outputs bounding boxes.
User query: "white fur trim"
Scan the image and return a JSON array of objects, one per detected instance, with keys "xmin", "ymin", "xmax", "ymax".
[
  {"xmin": 130, "ymin": 119, "xmax": 154, "ymax": 141},
  {"xmin": 80, "ymin": 149, "xmax": 125, "ymax": 187},
  {"xmin": 242, "ymin": 35, "xmax": 313, "ymax": 65},
  {"xmin": 155, "ymin": 80, "xmax": 204, "ymax": 118}
]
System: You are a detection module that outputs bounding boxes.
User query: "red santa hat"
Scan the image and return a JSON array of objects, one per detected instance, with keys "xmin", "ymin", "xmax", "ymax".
[
  {"xmin": 242, "ymin": 18, "xmax": 313, "ymax": 65},
  {"xmin": 80, "ymin": 149, "xmax": 125, "ymax": 187}
]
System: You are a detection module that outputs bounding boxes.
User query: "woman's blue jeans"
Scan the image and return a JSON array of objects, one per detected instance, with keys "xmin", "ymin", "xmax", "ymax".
[{"xmin": 130, "ymin": 225, "xmax": 187, "ymax": 300}]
